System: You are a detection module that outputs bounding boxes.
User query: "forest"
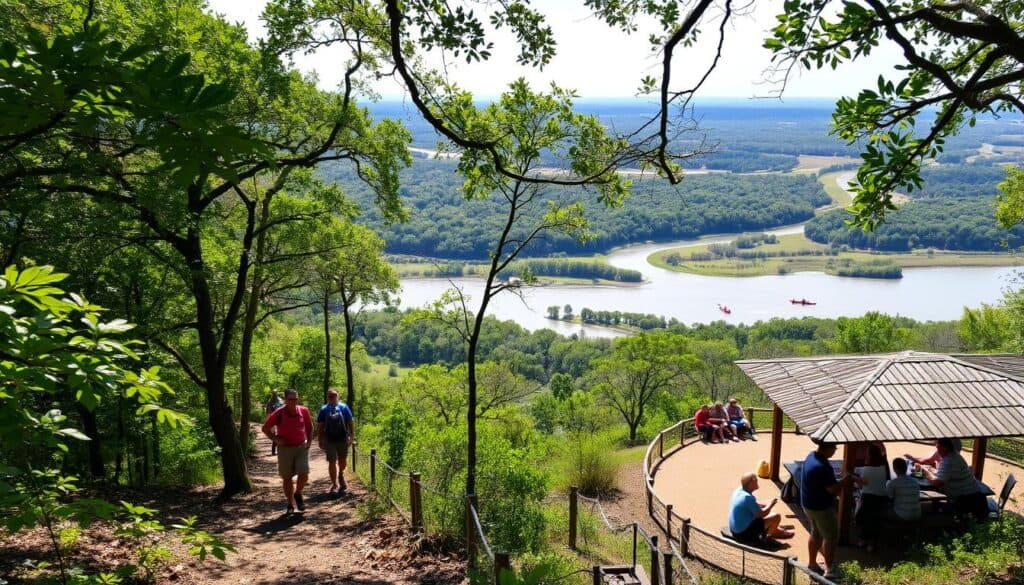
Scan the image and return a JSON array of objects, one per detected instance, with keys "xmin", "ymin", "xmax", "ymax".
[
  {"xmin": 806, "ymin": 198, "xmax": 1024, "ymax": 251},
  {"xmin": 326, "ymin": 160, "xmax": 831, "ymax": 259}
]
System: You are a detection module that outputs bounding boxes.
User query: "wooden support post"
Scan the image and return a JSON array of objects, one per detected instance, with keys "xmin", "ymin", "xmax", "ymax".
[
  {"xmin": 658, "ymin": 431, "xmax": 664, "ymax": 460},
  {"xmin": 466, "ymin": 494, "xmax": 477, "ymax": 570},
  {"xmin": 649, "ymin": 535, "xmax": 660, "ymax": 585},
  {"xmin": 646, "ymin": 483, "xmax": 653, "ymax": 516},
  {"xmin": 351, "ymin": 441, "xmax": 357, "ymax": 473},
  {"xmin": 370, "ymin": 448, "xmax": 376, "ymax": 489},
  {"xmin": 972, "ymin": 437, "xmax": 988, "ymax": 480},
  {"xmin": 770, "ymin": 405, "xmax": 784, "ymax": 482},
  {"xmin": 665, "ymin": 504, "xmax": 672, "ymax": 539},
  {"xmin": 410, "ymin": 472, "xmax": 422, "ymax": 532},
  {"xmin": 680, "ymin": 421, "xmax": 685, "ymax": 446},
  {"xmin": 837, "ymin": 443, "xmax": 856, "ymax": 545},
  {"xmin": 592, "ymin": 566, "xmax": 601, "ymax": 585},
  {"xmin": 494, "ymin": 552, "xmax": 510, "ymax": 585},
  {"xmin": 569, "ymin": 486, "xmax": 579, "ymax": 550},
  {"xmin": 783, "ymin": 557, "xmax": 795, "ymax": 585},
  {"xmin": 680, "ymin": 520, "xmax": 691, "ymax": 556},
  {"xmin": 746, "ymin": 407, "xmax": 754, "ymax": 432},
  {"xmin": 662, "ymin": 551, "xmax": 673, "ymax": 585}
]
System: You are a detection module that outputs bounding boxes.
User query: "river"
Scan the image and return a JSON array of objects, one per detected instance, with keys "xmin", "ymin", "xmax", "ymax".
[{"xmin": 394, "ymin": 224, "xmax": 1019, "ymax": 338}]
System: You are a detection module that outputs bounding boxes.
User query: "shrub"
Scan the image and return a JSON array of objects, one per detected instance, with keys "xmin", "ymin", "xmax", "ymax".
[{"xmin": 569, "ymin": 434, "xmax": 619, "ymax": 496}]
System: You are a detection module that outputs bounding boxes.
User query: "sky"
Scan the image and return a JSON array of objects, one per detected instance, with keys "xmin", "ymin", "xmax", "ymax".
[{"xmin": 205, "ymin": 0, "xmax": 903, "ymax": 101}]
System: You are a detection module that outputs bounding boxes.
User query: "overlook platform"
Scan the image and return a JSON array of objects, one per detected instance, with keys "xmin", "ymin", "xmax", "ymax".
[{"xmin": 649, "ymin": 433, "xmax": 1024, "ymax": 565}]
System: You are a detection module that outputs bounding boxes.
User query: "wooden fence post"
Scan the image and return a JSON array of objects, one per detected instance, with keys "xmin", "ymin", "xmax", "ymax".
[
  {"xmin": 370, "ymin": 449, "xmax": 376, "ymax": 489},
  {"xmin": 466, "ymin": 494, "xmax": 477, "ymax": 570},
  {"xmin": 592, "ymin": 566, "xmax": 601, "ymax": 585},
  {"xmin": 351, "ymin": 441, "xmax": 357, "ymax": 473},
  {"xmin": 569, "ymin": 486, "xmax": 578, "ymax": 550},
  {"xmin": 746, "ymin": 407, "xmax": 754, "ymax": 432},
  {"xmin": 679, "ymin": 519, "xmax": 691, "ymax": 556},
  {"xmin": 680, "ymin": 421, "xmax": 685, "ymax": 446},
  {"xmin": 663, "ymin": 551, "xmax": 673, "ymax": 585},
  {"xmin": 649, "ymin": 535, "xmax": 660, "ymax": 585},
  {"xmin": 494, "ymin": 552, "xmax": 510, "ymax": 585},
  {"xmin": 665, "ymin": 504, "xmax": 672, "ymax": 539},
  {"xmin": 658, "ymin": 431, "xmax": 664, "ymax": 459},
  {"xmin": 782, "ymin": 557, "xmax": 795, "ymax": 585},
  {"xmin": 410, "ymin": 472, "xmax": 422, "ymax": 532}
]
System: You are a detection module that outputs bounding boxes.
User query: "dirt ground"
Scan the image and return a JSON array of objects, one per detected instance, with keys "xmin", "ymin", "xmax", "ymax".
[{"xmin": 1, "ymin": 431, "xmax": 465, "ymax": 585}]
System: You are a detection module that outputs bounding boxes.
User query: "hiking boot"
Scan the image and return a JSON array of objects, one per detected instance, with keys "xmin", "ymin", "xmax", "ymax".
[
  {"xmin": 339, "ymin": 478, "xmax": 347, "ymax": 492},
  {"xmin": 294, "ymin": 492, "xmax": 305, "ymax": 511},
  {"xmin": 285, "ymin": 504, "xmax": 294, "ymax": 515}
]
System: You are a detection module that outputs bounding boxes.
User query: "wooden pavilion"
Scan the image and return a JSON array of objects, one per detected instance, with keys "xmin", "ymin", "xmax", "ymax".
[{"xmin": 736, "ymin": 351, "xmax": 1024, "ymax": 541}]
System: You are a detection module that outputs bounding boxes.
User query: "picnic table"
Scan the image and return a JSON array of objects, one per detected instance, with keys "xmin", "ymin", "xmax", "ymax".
[{"xmin": 782, "ymin": 459, "xmax": 994, "ymax": 499}]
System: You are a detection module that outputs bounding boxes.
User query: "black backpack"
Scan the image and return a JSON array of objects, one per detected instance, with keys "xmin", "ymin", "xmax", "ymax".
[{"xmin": 324, "ymin": 405, "xmax": 348, "ymax": 442}]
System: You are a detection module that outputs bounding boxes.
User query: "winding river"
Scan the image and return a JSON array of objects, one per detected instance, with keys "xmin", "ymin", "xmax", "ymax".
[{"xmin": 395, "ymin": 223, "xmax": 1019, "ymax": 338}]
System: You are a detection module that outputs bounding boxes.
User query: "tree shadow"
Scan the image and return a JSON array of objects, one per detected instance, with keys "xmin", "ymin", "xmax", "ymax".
[{"xmin": 247, "ymin": 512, "xmax": 306, "ymax": 535}]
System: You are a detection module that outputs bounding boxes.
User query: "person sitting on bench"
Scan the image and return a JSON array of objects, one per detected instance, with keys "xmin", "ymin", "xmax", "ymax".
[
  {"xmin": 728, "ymin": 473, "xmax": 794, "ymax": 544},
  {"xmin": 695, "ymin": 404, "xmax": 726, "ymax": 443}
]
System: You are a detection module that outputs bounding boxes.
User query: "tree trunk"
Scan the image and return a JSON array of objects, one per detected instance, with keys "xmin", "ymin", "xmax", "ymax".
[
  {"xmin": 114, "ymin": 393, "xmax": 125, "ymax": 483},
  {"xmin": 76, "ymin": 403, "xmax": 104, "ymax": 479},
  {"xmin": 323, "ymin": 288, "xmax": 332, "ymax": 404},
  {"xmin": 151, "ymin": 411, "xmax": 160, "ymax": 478},
  {"xmin": 238, "ymin": 198, "xmax": 270, "ymax": 456},
  {"xmin": 342, "ymin": 300, "xmax": 356, "ymax": 410}
]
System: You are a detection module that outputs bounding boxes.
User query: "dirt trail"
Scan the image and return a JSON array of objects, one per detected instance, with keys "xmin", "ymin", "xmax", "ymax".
[{"xmin": 159, "ymin": 431, "xmax": 464, "ymax": 585}]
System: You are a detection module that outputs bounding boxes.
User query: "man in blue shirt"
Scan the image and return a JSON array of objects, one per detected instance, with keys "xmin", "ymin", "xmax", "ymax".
[
  {"xmin": 729, "ymin": 473, "xmax": 793, "ymax": 544},
  {"xmin": 316, "ymin": 388, "xmax": 355, "ymax": 494},
  {"xmin": 800, "ymin": 441, "xmax": 855, "ymax": 580}
]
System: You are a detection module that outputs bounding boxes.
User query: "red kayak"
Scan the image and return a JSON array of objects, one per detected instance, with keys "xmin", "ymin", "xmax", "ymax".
[
  {"xmin": 718, "ymin": 304, "xmax": 732, "ymax": 314},
  {"xmin": 790, "ymin": 298, "xmax": 816, "ymax": 305}
]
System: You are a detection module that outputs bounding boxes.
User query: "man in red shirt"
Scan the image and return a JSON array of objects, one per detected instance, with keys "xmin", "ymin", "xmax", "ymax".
[{"xmin": 262, "ymin": 388, "xmax": 314, "ymax": 513}]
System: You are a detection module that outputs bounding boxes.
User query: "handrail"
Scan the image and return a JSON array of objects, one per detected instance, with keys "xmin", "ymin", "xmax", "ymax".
[
  {"xmin": 642, "ymin": 407, "xmax": 797, "ymax": 585},
  {"xmin": 468, "ymin": 500, "xmax": 495, "ymax": 561}
]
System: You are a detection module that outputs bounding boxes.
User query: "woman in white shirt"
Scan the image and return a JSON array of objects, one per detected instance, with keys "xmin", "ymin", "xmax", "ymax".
[{"xmin": 853, "ymin": 444, "xmax": 890, "ymax": 552}]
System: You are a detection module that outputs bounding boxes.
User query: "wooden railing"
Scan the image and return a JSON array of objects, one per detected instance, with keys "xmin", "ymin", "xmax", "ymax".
[{"xmin": 642, "ymin": 409, "xmax": 837, "ymax": 585}]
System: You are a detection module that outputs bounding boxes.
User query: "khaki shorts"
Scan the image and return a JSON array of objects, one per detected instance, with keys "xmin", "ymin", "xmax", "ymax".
[
  {"xmin": 804, "ymin": 506, "xmax": 839, "ymax": 542},
  {"xmin": 277, "ymin": 444, "xmax": 310, "ymax": 479},
  {"xmin": 323, "ymin": 441, "xmax": 348, "ymax": 464}
]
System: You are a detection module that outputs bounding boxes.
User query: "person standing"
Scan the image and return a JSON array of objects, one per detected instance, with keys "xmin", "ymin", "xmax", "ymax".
[
  {"xmin": 265, "ymin": 391, "xmax": 285, "ymax": 455},
  {"xmin": 262, "ymin": 389, "xmax": 313, "ymax": 514},
  {"xmin": 800, "ymin": 441, "xmax": 855, "ymax": 580},
  {"xmin": 316, "ymin": 388, "xmax": 355, "ymax": 495}
]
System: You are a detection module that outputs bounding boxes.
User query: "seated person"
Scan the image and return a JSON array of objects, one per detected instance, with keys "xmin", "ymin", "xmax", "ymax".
[
  {"xmin": 726, "ymin": 398, "xmax": 754, "ymax": 438},
  {"xmin": 923, "ymin": 438, "xmax": 987, "ymax": 521},
  {"xmin": 695, "ymin": 404, "xmax": 726, "ymax": 443},
  {"xmin": 729, "ymin": 473, "xmax": 794, "ymax": 544},
  {"xmin": 885, "ymin": 458, "xmax": 921, "ymax": 522},
  {"xmin": 710, "ymin": 401, "xmax": 739, "ymax": 442},
  {"xmin": 852, "ymin": 445, "xmax": 889, "ymax": 551},
  {"xmin": 905, "ymin": 437, "xmax": 963, "ymax": 467}
]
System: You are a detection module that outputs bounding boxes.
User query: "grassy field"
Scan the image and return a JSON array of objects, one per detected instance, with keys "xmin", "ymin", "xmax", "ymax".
[
  {"xmin": 648, "ymin": 233, "xmax": 1023, "ymax": 277},
  {"xmin": 817, "ymin": 171, "xmax": 854, "ymax": 209}
]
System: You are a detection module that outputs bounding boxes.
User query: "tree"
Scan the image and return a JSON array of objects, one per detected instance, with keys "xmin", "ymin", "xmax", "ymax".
[
  {"xmin": 832, "ymin": 311, "xmax": 911, "ymax": 353},
  {"xmin": 958, "ymin": 304, "xmax": 1010, "ymax": 351},
  {"xmin": 589, "ymin": 332, "xmax": 688, "ymax": 442},
  {"xmin": 765, "ymin": 1, "xmax": 1024, "ymax": 228},
  {"xmin": 677, "ymin": 339, "xmax": 742, "ymax": 404},
  {"xmin": 0, "ymin": 3, "xmax": 408, "ymax": 499}
]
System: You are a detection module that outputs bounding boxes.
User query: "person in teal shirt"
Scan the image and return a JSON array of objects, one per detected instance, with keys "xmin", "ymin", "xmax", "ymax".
[{"xmin": 728, "ymin": 473, "xmax": 793, "ymax": 543}]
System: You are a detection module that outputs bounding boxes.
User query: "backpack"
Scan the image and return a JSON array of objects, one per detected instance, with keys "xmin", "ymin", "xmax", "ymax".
[{"xmin": 324, "ymin": 404, "xmax": 348, "ymax": 442}]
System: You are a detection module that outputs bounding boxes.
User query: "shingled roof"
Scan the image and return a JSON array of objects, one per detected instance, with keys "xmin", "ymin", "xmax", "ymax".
[{"xmin": 736, "ymin": 352, "xmax": 1024, "ymax": 443}]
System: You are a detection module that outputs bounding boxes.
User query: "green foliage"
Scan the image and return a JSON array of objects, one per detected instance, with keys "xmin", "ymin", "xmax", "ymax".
[
  {"xmin": 568, "ymin": 434, "xmax": 619, "ymax": 497},
  {"xmin": 807, "ymin": 199, "xmax": 1024, "ymax": 252},
  {"xmin": 832, "ymin": 312, "xmax": 912, "ymax": 354}
]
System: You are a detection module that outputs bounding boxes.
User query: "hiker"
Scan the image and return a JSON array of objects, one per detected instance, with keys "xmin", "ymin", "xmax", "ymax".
[
  {"xmin": 801, "ymin": 441, "xmax": 855, "ymax": 580},
  {"xmin": 725, "ymin": 397, "xmax": 754, "ymax": 439},
  {"xmin": 694, "ymin": 404, "xmax": 726, "ymax": 443},
  {"xmin": 728, "ymin": 472, "xmax": 794, "ymax": 544},
  {"xmin": 265, "ymin": 391, "xmax": 285, "ymax": 455},
  {"xmin": 316, "ymin": 388, "xmax": 355, "ymax": 494},
  {"xmin": 262, "ymin": 388, "xmax": 313, "ymax": 514}
]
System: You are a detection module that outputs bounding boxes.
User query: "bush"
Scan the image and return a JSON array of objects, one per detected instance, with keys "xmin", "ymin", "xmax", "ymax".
[
  {"xmin": 157, "ymin": 425, "xmax": 221, "ymax": 486},
  {"xmin": 569, "ymin": 435, "xmax": 619, "ymax": 496}
]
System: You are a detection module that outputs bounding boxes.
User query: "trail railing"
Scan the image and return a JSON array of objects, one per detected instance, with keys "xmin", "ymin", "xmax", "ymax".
[
  {"xmin": 361, "ymin": 448, "xmax": 512, "ymax": 585},
  {"xmin": 569, "ymin": 487, "xmax": 698, "ymax": 585},
  {"xmin": 642, "ymin": 409, "xmax": 837, "ymax": 585}
]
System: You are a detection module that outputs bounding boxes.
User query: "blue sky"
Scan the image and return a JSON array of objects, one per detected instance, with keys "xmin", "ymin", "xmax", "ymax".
[{"xmin": 207, "ymin": 0, "xmax": 902, "ymax": 100}]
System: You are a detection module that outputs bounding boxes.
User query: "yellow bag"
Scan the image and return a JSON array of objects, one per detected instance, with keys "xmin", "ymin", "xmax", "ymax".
[{"xmin": 756, "ymin": 459, "xmax": 771, "ymax": 479}]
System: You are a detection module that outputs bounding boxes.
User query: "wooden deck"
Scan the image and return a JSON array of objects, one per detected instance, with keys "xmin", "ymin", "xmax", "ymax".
[{"xmin": 650, "ymin": 434, "xmax": 1023, "ymax": 564}]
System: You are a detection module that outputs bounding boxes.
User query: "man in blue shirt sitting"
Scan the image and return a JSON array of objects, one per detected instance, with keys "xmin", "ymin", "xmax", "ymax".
[
  {"xmin": 729, "ymin": 473, "xmax": 794, "ymax": 544},
  {"xmin": 800, "ymin": 441, "xmax": 855, "ymax": 580}
]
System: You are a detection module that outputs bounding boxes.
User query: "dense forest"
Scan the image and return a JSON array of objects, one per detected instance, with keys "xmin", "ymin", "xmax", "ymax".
[
  {"xmin": 326, "ymin": 160, "xmax": 831, "ymax": 259},
  {"xmin": 806, "ymin": 198, "xmax": 1024, "ymax": 251}
]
